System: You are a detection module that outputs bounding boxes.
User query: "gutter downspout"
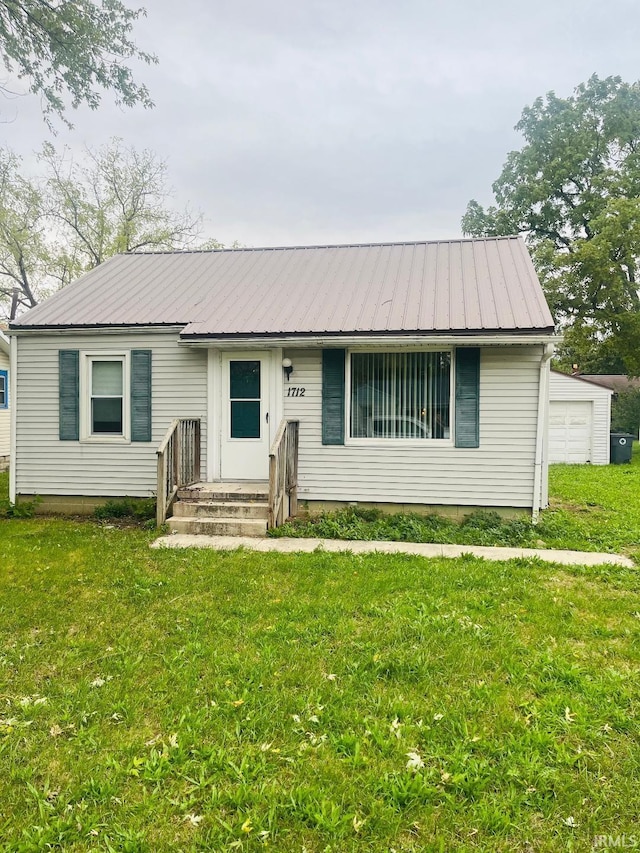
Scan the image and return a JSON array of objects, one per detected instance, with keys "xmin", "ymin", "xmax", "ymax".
[
  {"xmin": 532, "ymin": 343, "xmax": 554, "ymax": 524},
  {"xmin": 9, "ymin": 333, "xmax": 17, "ymax": 504}
]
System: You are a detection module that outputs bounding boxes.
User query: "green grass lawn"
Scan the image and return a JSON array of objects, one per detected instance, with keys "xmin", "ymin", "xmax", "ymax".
[{"xmin": 1, "ymin": 466, "xmax": 639, "ymax": 851}]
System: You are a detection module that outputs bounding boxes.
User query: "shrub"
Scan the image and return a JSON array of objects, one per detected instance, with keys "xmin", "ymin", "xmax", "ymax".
[
  {"xmin": 94, "ymin": 497, "xmax": 156, "ymax": 522},
  {"xmin": 270, "ymin": 506, "xmax": 537, "ymax": 547},
  {"xmin": 611, "ymin": 388, "xmax": 640, "ymax": 436},
  {"xmin": 0, "ymin": 495, "xmax": 41, "ymax": 518}
]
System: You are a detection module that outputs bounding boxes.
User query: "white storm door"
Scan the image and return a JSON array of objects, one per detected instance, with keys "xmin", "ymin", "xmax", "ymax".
[{"xmin": 221, "ymin": 354, "xmax": 270, "ymax": 479}]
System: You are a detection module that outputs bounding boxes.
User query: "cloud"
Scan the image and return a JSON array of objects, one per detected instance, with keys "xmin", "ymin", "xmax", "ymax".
[{"xmin": 0, "ymin": 0, "xmax": 638, "ymax": 246}]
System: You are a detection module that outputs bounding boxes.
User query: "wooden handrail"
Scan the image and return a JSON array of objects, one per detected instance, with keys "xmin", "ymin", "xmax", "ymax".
[
  {"xmin": 156, "ymin": 418, "xmax": 201, "ymax": 526},
  {"xmin": 156, "ymin": 418, "xmax": 181, "ymax": 456},
  {"xmin": 268, "ymin": 418, "xmax": 300, "ymax": 529}
]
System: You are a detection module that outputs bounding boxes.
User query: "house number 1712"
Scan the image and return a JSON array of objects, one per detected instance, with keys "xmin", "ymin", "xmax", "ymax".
[{"xmin": 286, "ymin": 387, "xmax": 306, "ymax": 397}]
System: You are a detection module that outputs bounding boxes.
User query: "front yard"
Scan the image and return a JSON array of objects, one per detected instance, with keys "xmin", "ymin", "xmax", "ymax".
[{"xmin": 1, "ymin": 463, "xmax": 639, "ymax": 851}]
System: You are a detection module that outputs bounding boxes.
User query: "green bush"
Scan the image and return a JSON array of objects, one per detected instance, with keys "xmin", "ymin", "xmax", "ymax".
[
  {"xmin": 270, "ymin": 506, "xmax": 539, "ymax": 548},
  {"xmin": 611, "ymin": 388, "xmax": 640, "ymax": 435},
  {"xmin": 0, "ymin": 495, "xmax": 41, "ymax": 518},
  {"xmin": 93, "ymin": 497, "xmax": 156, "ymax": 522}
]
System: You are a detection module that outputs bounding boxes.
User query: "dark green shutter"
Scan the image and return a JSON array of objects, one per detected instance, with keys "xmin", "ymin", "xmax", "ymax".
[
  {"xmin": 322, "ymin": 349, "xmax": 345, "ymax": 445},
  {"xmin": 131, "ymin": 350, "xmax": 152, "ymax": 442},
  {"xmin": 455, "ymin": 347, "xmax": 480, "ymax": 448},
  {"xmin": 59, "ymin": 350, "xmax": 79, "ymax": 441}
]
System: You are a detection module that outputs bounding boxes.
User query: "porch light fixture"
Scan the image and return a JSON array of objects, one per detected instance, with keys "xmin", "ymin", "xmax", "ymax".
[{"xmin": 282, "ymin": 357, "xmax": 293, "ymax": 380}]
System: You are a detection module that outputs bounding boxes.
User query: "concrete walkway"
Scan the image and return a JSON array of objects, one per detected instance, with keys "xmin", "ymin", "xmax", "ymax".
[{"xmin": 152, "ymin": 534, "xmax": 635, "ymax": 568}]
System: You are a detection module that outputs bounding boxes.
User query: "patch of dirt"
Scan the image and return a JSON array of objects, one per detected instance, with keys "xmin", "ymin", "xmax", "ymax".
[{"xmin": 548, "ymin": 498, "xmax": 604, "ymax": 513}]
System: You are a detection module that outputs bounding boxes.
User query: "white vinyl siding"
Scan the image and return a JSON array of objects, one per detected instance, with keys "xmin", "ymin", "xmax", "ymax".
[
  {"xmin": 548, "ymin": 371, "xmax": 612, "ymax": 465},
  {"xmin": 15, "ymin": 332, "xmax": 207, "ymax": 497},
  {"xmin": 0, "ymin": 348, "xmax": 9, "ymax": 457},
  {"xmin": 284, "ymin": 345, "xmax": 542, "ymax": 508}
]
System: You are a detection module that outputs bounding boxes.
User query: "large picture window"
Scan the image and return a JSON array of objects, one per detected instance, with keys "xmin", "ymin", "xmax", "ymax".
[{"xmin": 350, "ymin": 351, "xmax": 451, "ymax": 439}]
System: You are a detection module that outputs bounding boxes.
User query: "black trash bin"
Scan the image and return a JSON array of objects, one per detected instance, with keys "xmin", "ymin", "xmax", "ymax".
[{"xmin": 610, "ymin": 433, "xmax": 634, "ymax": 464}]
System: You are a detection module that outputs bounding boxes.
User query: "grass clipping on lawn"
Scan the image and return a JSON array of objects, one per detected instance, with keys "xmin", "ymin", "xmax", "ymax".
[{"xmin": 2, "ymin": 508, "xmax": 640, "ymax": 850}]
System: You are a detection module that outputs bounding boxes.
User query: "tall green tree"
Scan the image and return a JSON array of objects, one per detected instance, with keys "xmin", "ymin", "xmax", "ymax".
[
  {"xmin": 0, "ymin": 0, "xmax": 155, "ymax": 126},
  {"xmin": 462, "ymin": 75, "xmax": 640, "ymax": 375},
  {"xmin": 0, "ymin": 140, "xmax": 212, "ymax": 321}
]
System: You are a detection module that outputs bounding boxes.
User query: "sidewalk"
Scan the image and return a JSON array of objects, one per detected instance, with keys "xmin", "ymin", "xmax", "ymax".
[{"xmin": 152, "ymin": 534, "xmax": 635, "ymax": 567}]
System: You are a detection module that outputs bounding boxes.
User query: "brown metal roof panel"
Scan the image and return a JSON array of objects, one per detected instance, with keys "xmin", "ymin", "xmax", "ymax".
[
  {"xmin": 356, "ymin": 243, "xmax": 390, "ymax": 331},
  {"xmin": 511, "ymin": 239, "xmax": 555, "ymax": 328},
  {"xmin": 338, "ymin": 243, "xmax": 381, "ymax": 331},
  {"xmin": 298, "ymin": 248, "xmax": 343, "ymax": 331},
  {"xmin": 213, "ymin": 250, "xmax": 281, "ymax": 331},
  {"xmin": 447, "ymin": 242, "xmax": 466, "ymax": 330},
  {"xmin": 470, "ymin": 240, "xmax": 498, "ymax": 330},
  {"xmin": 415, "ymin": 242, "xmax": 437, "ymax": 331},
  {"xmin": 501, "ymin": 241, "xmax": 532, "ymax": 328},
  {"xmin": 265, "ymin": 248, "xmax": 321, "ymax": 333},
  {"xmin": 382, "ymin": 243, "xmax": 412, "ymax": 331},
  {"xmin": 333, "ymin": 244, "xmax": 379, "ymax": 333},
  {"xmin": 259, "ymin": 247, "xmax": 325, "ymax": 333},
  {"xmin": 324, "ymin": 248, "xmax": 376, "ymax": 332},
  {"xmin": 459, "ymin": 240, "xmax": 483, "ymax": 329},
  {"xmin": 400, "ymin": 242, "xmax": 427, "ymax": 330},
  {"xmin": 11, "ymin": 237, "xmax": 555, "ymax": 335},
  {"xmin": 485, "ymin": 240, "xmax": 517, "ymax": 329},
  {"xmin": 433, "ymin": 242, "xmax": 452, "ymax": 331},
  {"xmin": 498, "ymin": 240, "xmax": 530, "ymax": 328},
  {"xmin": 503, "ymin": 239, "xmax": 543, "ymax": 329}
]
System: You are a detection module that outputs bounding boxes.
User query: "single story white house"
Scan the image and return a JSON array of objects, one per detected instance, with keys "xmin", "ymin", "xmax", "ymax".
[
  {"xmin": 548, "ymin": 370, "xmax": 613, "ymax": 465},
  {"xmin": 8, "ymin": 237, "xmax": 558, "ymax": 523},
  {"xmin": 0, "ymin": 331, "xmax": 9, "ymax": 471}
]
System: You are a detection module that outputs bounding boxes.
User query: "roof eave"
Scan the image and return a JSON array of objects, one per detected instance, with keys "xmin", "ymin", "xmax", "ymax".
[
  {"xmin": 550, "ymin": 369, "xmax": 615, "ymax": 392},
  {"xmin": 9, "ymin": 322, "xmax": 188, "ymax": 335},
  {"xmin": 178, "ymin": 328, "xmax": 559, "ymax": 348}
]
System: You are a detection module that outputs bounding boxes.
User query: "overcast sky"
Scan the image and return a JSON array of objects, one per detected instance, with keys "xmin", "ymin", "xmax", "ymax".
[{"xmin": 2, "ymin": 0, "xmax": 640, "ymax": 247}]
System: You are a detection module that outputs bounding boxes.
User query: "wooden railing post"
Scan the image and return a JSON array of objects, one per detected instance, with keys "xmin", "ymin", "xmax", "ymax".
[
  {"xmin": 267, "ymin": 418, "xmax": 300, "ymax": 531},
  {"xmin": 194, "ymin": 420, "xmax": 201, "ymax": 481},
  {"xmin": 268, "ymin": 452, "xmax": 277, "ymax": 529},
  {"xmin": 156, "ymin": 449, "xmax": 167, "ymax": 527},
  {"xmin": 289, "ymin": 421, "xmax": 299, "ymax": 518},
  {"xmin": 173, "ymin": 422, "xmax": 181, "ymax": 492}
]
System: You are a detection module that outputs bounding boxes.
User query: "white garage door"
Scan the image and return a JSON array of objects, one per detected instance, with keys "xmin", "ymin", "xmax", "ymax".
[{"xmin": 549, "ymin": 401, "xmax": 593, "ymax": 463}]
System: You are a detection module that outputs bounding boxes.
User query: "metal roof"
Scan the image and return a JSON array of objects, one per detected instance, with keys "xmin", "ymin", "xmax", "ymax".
[
  {"xmin": 550, "ymin": 369, "xmax": 615, "ymax": 392},
  {"xmin": 577, "ymin": 374, "xmax": 640, "ymax": 392},
  {"xmin": 11, "ymin": 237, "xmax": 554, "ymax": 337}
]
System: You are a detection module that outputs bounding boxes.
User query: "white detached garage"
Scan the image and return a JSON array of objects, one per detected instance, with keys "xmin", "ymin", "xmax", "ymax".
[{"xmin": 548, "ymin": 371, "xmax": 612, "ymax": 464}]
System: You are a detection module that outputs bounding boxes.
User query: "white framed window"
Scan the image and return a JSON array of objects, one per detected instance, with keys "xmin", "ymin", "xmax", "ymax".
[
  {"xmin": 80, "ymin": 353, "xmax": 130, "ymax": 442},
  {"xmin": 347, "ymin": 349, "xmax": 452, "ymax": 442}
]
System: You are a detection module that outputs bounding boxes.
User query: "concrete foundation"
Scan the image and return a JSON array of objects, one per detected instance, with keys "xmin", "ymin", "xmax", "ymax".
[
  {"xmin": 300, "ymin": 500, "xmax": 529, "ymax": 520},
  {"xmin": 16, "ymin": 494, "xmax": 154, "ymax": 516}
]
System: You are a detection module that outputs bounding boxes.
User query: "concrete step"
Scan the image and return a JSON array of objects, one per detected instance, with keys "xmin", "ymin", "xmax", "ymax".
[
  {"xmin": 172, "ymin": 500, "xmax": 269, "ymax": 519},
  {"xmin": 167, "ymin": 516, "xmax": 267, "ymax": 537},
  {"xmin": 178, "ymin": 482, "xmax": 269, "ymax": 502}
]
